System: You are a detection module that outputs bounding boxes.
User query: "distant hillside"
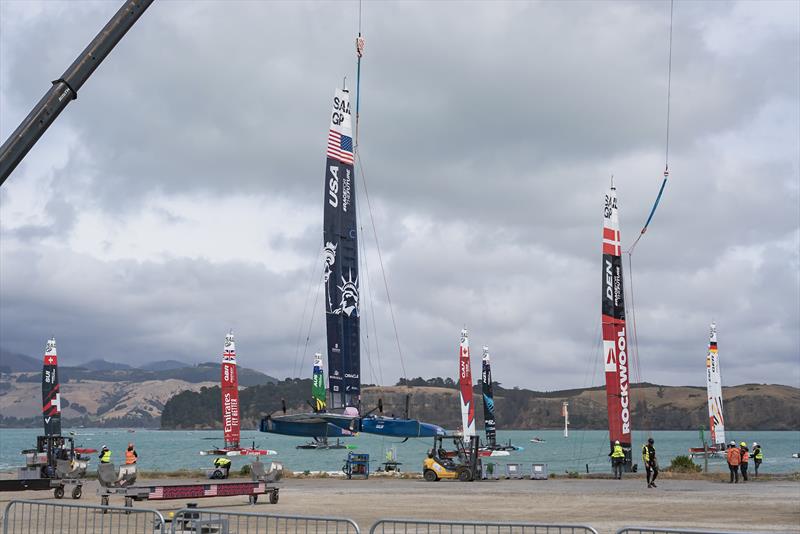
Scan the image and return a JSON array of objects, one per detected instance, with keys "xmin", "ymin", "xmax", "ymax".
[
  {"xmin": 77, "ymin": 359, "xmax": 133, "ymax": 371},
  {"xmin": 160, "ymin": 380, "xmax": 800, "ymax": 431},
  {"xmin": 139, "ymin": 360, "xmax": 189, "ymax": 371},
  {"xmin": 12, "ymin": 362, "xmax": 276, "ymax": 387},
  {"xmin": 0, "ymin": 349, "xmax": 39, "ymax": 374},
  {"xmin": 0, "ymin": 363, "xmax": 278, "ymax": 428}
]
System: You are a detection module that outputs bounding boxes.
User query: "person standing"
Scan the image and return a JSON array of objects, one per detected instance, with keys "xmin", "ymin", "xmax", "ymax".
[
  {"xmin": 641, "ymin": 437, "xmax": 658, "ymax": 488},
  {"xmin": 125, "ymin": 443, "xmax": 138, "ymax": 465},
  {"xmin": 609, "ymin": 440, "xmax": 625, "ymax": 480},
  {"xmin": 98, "ymin": 445, "xmax": 112, "ymax": 464},
  {"xmin": 726, "ymin": 441, "xmax": 740, "ymax": 483},
  {"xmin": 752, "ymin": 442, "xmax": 763, "ymax": 477},
  {"xmin": 739, "ymin": 442, "xmax": 749, "ymax": 482}
]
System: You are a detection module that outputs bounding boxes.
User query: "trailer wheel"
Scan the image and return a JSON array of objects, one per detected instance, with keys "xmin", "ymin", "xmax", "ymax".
[
  {"xmin": 71, "ymin": 486, "xmax": 82, "ymax": 499},
  {"xmin": 249, "ymin": 494, "xmax": 258, "ymax": 505},
  {"xmin": 423, "ymin": 469, "xmax": 438, "ymax": 482},
  {"xmin": 53, "ymin": 486, "xmax": 64, "ymax": 499},
  {"xmin": 269, "ymin": 490, "xmax": 279, "ymax": 504},
  {"xmin": 457, "ymin": 468, "xmax": 472, "ymax": 482}
]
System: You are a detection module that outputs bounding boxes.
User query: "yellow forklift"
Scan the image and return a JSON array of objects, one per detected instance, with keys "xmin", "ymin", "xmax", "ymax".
[{"xmin": 422, "ymin": 434, "xmax": 481, "ymax": 482}]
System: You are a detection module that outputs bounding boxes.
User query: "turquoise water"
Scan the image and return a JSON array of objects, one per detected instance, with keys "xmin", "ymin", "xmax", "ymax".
[{"xmin": 1, "ymin": 428, "xmax": 797, "ymax": 474}]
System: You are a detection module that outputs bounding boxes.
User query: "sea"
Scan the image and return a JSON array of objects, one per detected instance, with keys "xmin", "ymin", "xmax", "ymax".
[{"xmin": 1, "ymin": 428, "xmax": 797, "ymax": 475}]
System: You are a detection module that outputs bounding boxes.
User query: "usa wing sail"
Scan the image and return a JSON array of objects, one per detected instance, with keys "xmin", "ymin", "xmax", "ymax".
[
  {"xmin": 481, "ymin": 346, "xmax": 496, "ymax": 447},
  {"xmin": 41, "ymin": 338, "xmax": 61, "ymax": 436},
  {"xmin": 221, "ymin": 332, "xmax": 241, "ymax": 449},
  {"xmin": 601, "ymin": 183, "xmax": 632, "ymax": 466},
  {"xmin": 323, "ymin": 87, "xmax": 360, "ymax": 410},
  {"xmin": 706, "ymin": 322, "xmax": 725, "ymax": 447},
  {"xmin": 458, "ymin": 329, "xmax": 476, "ymax": 438}
]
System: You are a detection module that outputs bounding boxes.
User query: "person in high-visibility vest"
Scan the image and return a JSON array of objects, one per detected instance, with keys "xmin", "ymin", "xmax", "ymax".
[
  {"xmin": 609, "ymin": 440, "xmax": 625, "ymax": 480},
  {"xmin": 739, "ymin": 442, "xmax": 750, "ymax": 482},
  {"xmin": 98, "ymin": 446, "xmax": 112, "ymax": 464},
  {"xmin": 726, "ymin": 441, "xmax": 740, "ymax": 483},
  {"xmin": 641, "ymin": 438, "xmax": 658, "ymax": 488},
  {"xmin": 752, "ymin": 442, "xmax": 763, "ymax": 477},
  {"xmin": 213, "ymin": 457, "xmax": 232, "ymax": 479},
  {"xmin": 125, "ymin": 443, "xmax": 138, "ymax": 465}
]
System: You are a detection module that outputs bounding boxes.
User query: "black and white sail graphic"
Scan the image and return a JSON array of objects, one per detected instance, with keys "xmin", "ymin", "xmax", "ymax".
[
  {"xmin": 481, "ymin": 347, "xmax": 497, "ymax": 447},
  {"xmin": 323, "ymin": 87, "xmax": 360, "ymax": 410}
]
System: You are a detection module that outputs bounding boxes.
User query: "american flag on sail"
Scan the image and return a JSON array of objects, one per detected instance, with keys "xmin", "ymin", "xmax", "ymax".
[{"xmin": 327, "ymin": 130, "xmax": 354, "ymax": 165}]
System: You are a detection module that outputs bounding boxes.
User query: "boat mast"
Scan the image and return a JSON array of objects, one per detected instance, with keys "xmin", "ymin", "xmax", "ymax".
[
  {"xmin": 706, "ymin": 322, "xmax": 726, "ymax": 447},
  {"xmin": 221, "ymin": 331, "xmax": 241, "ymax": 450},
  {"xmin": 41, "ymin": 338, "xmax": 61, "ymax": 437},
  {"xmin": 458, "ymin": 329, "xmax": 476, "ymax": 438},
  {"xmin": 481, "ymin": 346, "xmax": 496, "ymax": 448},
  {"xmin": 562, "ymin": 401, "xmax": 569, "ymax": 438},
  {"xmin": 601, "ymin": 180, "xmax": 632, "ymax": 469}
]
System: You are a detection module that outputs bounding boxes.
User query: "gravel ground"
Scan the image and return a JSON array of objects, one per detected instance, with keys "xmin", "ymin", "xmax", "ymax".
[{"xmin": 0, "ymin": 474, "xmax": 798, "ymax": 533}]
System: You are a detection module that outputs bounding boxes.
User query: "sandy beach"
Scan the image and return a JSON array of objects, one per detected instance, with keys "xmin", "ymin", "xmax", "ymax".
[{"xmin": 1, "ymin": 473, "xmax": 798, "ymax": 533}]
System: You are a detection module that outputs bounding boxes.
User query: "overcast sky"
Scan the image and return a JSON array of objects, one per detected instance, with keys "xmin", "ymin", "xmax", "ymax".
[{"xmin": 1, "ymin": 1, "xmax": 797, "ymax": 391}]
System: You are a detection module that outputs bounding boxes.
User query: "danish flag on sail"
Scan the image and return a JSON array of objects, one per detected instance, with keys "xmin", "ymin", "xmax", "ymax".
[
  {"xmin": 601, "ymin": 183, "xmax": 631, "ymax": 462},
  {"xmin": 458, "ymin": 329, "xmax": 476, "ymax": 438},
  {"xmin": 221, "ymin": 332, "xmax": 241, "ymax": 450},
  {"xmin": 42, "ymin": 338, "xmax": 61, "ymax": 436}
]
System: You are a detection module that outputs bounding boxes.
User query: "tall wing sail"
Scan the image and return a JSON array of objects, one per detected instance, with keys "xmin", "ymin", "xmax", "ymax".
[
  {"xmin": 481, "ymin": 346, "xmax": 496, "ymax": 447},
  {"xmin": 601, "ymin": 184, "xmax": 632, "ymax": 459},
  {"xmin": 706, "ymin": 322, "xmax": 725, "ymax": 446},
  {"xmin": 458, "ymin": 329, "xmax": 476, "ymax": 438},
  {"xmin": 41, "ymin": 338, "xmax": 61, "ymax": 436},
  {"xmin": 221, "ymin": 332, "xmax": 241, "ymax": 449},
  {"xmin": 323, "ymin": 87, "xmax": 360, "ymax": 410},
  {"xmin": 312, "ymin": 354, "xmax": 327, "ymax": 412}
]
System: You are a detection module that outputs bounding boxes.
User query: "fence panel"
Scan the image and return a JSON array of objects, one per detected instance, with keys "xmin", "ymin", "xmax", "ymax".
[
  {"xmin": 170, "ymin": 508, "xmax": 361, "ymax": 534},
  {"xmin": 617, "ymin": 528, "xmax": 773, "ymax": 534},
  {"xmin": 2, "ymin": 499, "xmax": 166, "ymax": 534},
  {"xmin": 369, "ymin": 519, "xmax": 598, "ymax": 534}
]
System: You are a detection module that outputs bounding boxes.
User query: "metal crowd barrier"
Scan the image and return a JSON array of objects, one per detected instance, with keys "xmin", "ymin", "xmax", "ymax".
[
  {"xmin": 2, "ymin": 499, "xmax": 166, "ymax": 534},
  {"xmin": 170, "ymin": 508, "xmax": 361, "ymax": 534},
  {"xmin": 617, "ymin": 529, "xmax": 770, "ymax": 534},
  {"xmin": 369, "ymin": 519, "xmax": 599, "ymax": 534}
]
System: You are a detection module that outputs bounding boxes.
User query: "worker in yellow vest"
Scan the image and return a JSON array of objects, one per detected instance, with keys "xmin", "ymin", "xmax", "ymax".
[
  {"xmin": 642, "ymin": 438, "xmax": 658, "ymax": 488},
  {"xmin": 752, "ymin": 442, "xmax": 763, "ymax": 477},
  {"xmin": 609, "ymin": 440, "xmax": 625, "ymax": 480},
  {"xmin": 98, "ymin": 446, "xmax": 112, "ymax": 464}
]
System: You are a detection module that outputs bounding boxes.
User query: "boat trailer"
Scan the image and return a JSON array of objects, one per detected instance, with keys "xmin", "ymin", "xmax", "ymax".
[{"xmin": 96, "ymin": 460, "xmax": 282, "ymax": 507}]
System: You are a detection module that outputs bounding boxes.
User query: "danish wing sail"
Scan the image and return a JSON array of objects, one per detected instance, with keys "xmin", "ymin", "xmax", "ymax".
[
  {"xmin": 323, "ymin": 87, "xmax": 360, "ymax": 411},
  {"xmin": 459, "ymin": 329, "xmax": 476, "ymax": 438},
  {"xmin": 706, "ymin": 322, "xmax": 725, "ymax": 447},
  {"xmin": 42, "ymin": 338, "xmax": 61, "ymax": 436},
  {"xmin": 601, "ymin": 183, "xmax": 632, "ymax": 466},
  {"xmin": 481, "ymin": 346, "xmax": 496, "ymax": 447},
  {"xmin": 312, "ymin": 354, "xmax": 327, "ymax": 412},
  {"xmin": 221, "ymin": 332, "xmax": 241, "ymax": 449}
]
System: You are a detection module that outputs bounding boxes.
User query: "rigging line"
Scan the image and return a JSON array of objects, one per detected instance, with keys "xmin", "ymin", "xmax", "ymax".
[
  {"xmin": 626, "ymin": 251, "xmax": 646, "ymax": 440},
  {"xmin": 357, "ymin": 154, "xmax": 408, "ymax": 380},
  {"xmin": 291, "ymin": 238, "xmax": 324, "ymax": 378},
  {"xmin": 359, "ymin": 216, "xmax": 385, "ymax": 386},
  {"xmin": 301, "ymin": 268, "xmax": 325, "ymax": 373},
  {"xmin": 356, "ymin": 198, "xmax": 379, "ymax": 386},
  {"xmin": 627, "ymin": 0, "xmax": 674, "ymax": 255}
]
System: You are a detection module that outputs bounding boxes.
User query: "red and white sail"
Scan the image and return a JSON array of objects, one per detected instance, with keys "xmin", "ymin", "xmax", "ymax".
[
  {"xmin": 706, "ymin": 322, "xmax": 726, "ymax": 447},
  {"xmin": 42, "ymin": 338, "xmax": 61, "ymax": 436},
  {"xmin": 221, "ymin": 331, "xmax": 241, "ymax": 450},
  {"xmin": 601, "ymin": 183, "xmax": 631, "ymax": 460},
  {"xmin": 458, "ymin": 329, "xmax": 476, "ymax": 438}
]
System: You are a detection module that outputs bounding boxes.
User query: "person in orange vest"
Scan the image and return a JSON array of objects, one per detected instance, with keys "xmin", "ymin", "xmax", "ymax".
[
  {"xmin": 739, "ymin": 442, "xmax": 749, "ymax": 482},
  {"xmin": 125, "ymin": 443, "xmax": 138, "ymax": 465},
  {"xmin": 726, "ymin": 440, "xmax": 740, "ymax": 483}
]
